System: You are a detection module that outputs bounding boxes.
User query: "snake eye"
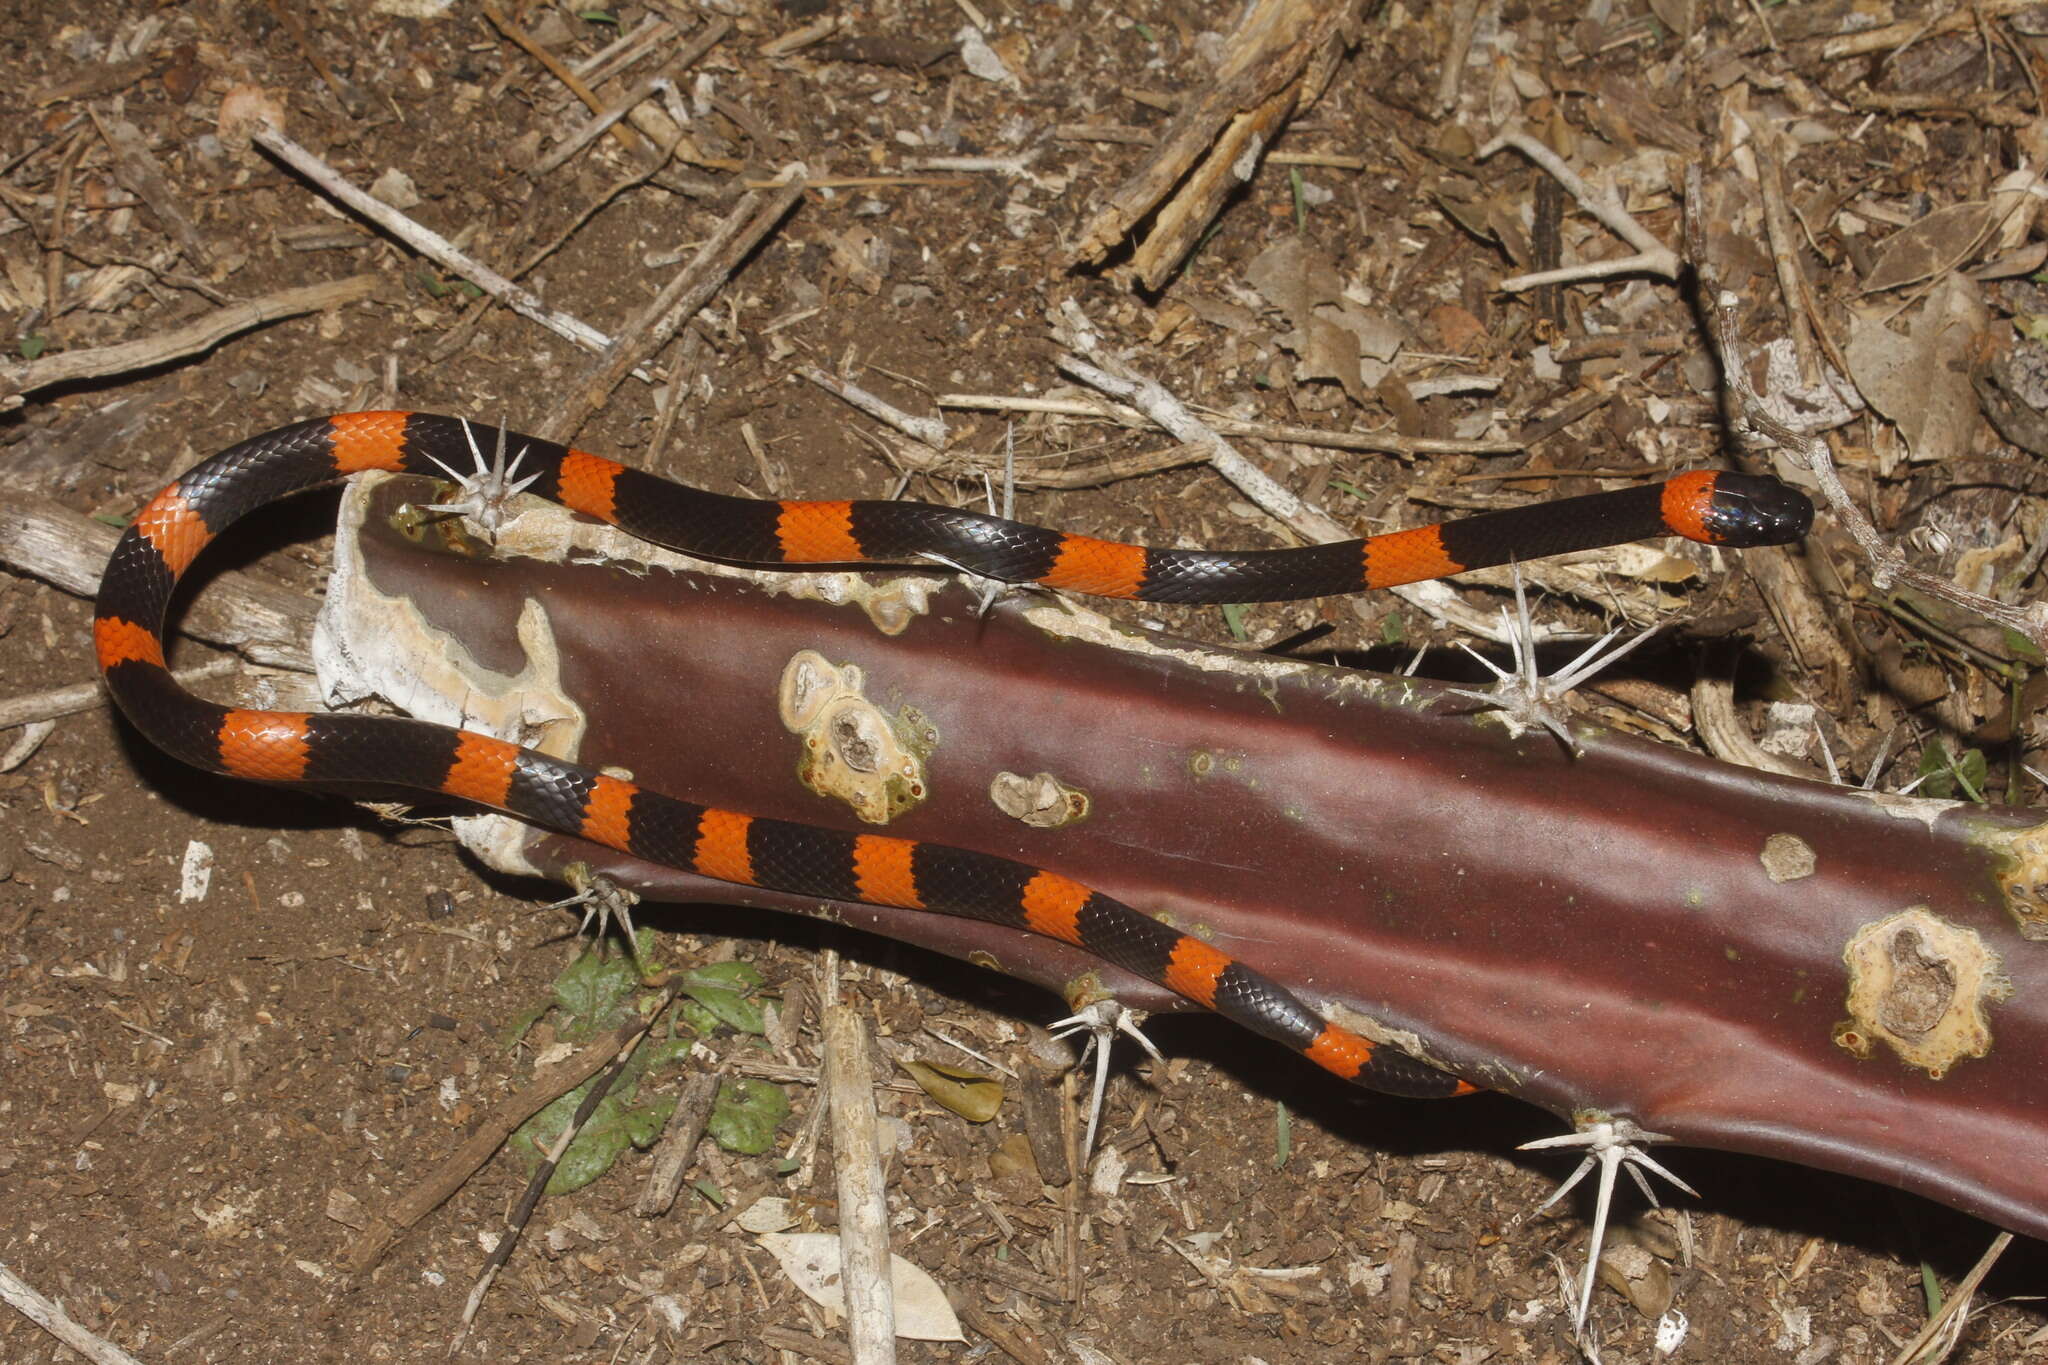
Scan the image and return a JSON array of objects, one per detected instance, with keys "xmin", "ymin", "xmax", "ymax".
[{"xmin": 1705, "ymin": 475, "xmax": 1815, "ymax": 547}]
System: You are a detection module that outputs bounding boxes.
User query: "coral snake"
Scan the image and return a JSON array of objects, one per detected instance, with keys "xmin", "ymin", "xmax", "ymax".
[{"xmin": 94, "ymin": 411, "xmax": 1813, "ymax": 1099}]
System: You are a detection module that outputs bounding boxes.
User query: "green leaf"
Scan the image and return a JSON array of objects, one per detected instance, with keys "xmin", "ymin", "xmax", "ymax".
[
  {"xmin": 2003, "ymin": 627, "xmax": 2046, "ymax": 668},
  {"xmin": 683, "ymin": 985, "xmax": 765, "ymax": 1034},
  {"xmin": 1952, "ymin": 747, "xmax": 1989, "ymax": 803},
  {"xmin": 1918, "ymin": 743, "xmax": 1988, "ymax": 803},
  {"xmin": 1220, "ymin": 602, "xmax": 1249, "ymax": 641},
  {"xmin": 549, "ymin": 949, "xmax": 641, "ymax": 1038},
  {"xmin": 580, "ymin": 9, "xmax": 619, "ymax": 23},
  {"xmin": 675, "ymin": 998, "xmax": 723, "ymax": 1036},
  {"xmin": 555, "ymin": 1092, "xmax": 676, "ymax": 1194},
  {"xmin": 513, "ymin": 1078, "xmax": 677, "ymax": 1195},
  {"xmin": 677, "ymin": 961, "xmax": 769, "ymax": 1034},
  {"xmin": 498, "ymin": 997, "xmax": 551, "ymax": 1050},
  {"xmin": 643, "ymin": 1035, "xmax": 699, "ymax": 1069},
  {"xmin": 1273, "ymin": 1100, "xmax": 1292, "ymax": 1170},
  {"xmin": 19, "ymin": 334, "xmax": 48, "ymax": 360},
  {"xmin": 681, "ymin": 961, "xmax": 766, "ymax": 991},
  {"xmin": 709, "ymin": 1078, "xmax": 791, "ymax": 1154},
  {"xmin": 1379, "ymin": 613, "xmax": 1405, "ymax": 646}
]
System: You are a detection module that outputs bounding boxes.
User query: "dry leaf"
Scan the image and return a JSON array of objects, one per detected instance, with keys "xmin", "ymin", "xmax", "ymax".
[
  {"xmin": 1245, "ymin": 238, "xmax": 1342, "ymax": 324},
  {"xmin": 1296, "ymin": 315, "xmax": 1365, "ymax": 400},
  {"xmin": 1245, "ymin": 239, "xmax": 1408, "ymax": 401},
  {"xmin": 988, "ymin": 1132, "xmax": 1042, "ymax": 1184},
  {"xmin": 756, "ymin": 1233, "xmax": 965, "ymax": 1342},
  {"xmin": 1863, "ymin": 201, "xmax": 2004, "ymax": 294},
  {"xmin": 901, "ymin": 1058, "xmax": 1003, "ymax": 1122},
  {"xmin": 828, "ymin": 227, "xmax": 885, "ymax": 294},
  {"xmin": 1429, "ymin": 303, "xmax": 1487, "ymax": 354},
  {"xmin": 735, "ymin": 1196, "xmax": 798, "ymax": 1234},
  {"xmin": 1178, "ymin": 292, "xmax": 1261, "ymax": 334},
  {"xmin": 1596, "ymin": 1238, "xmax": 1675, "ymax": 1319},
  {"xmin": 1844, "ymin": 273, "xmax": 1989, "ymax": 465}
]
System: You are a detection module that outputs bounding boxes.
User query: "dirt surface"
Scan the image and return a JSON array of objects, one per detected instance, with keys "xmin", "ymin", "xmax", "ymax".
[{"xmin": 4, "ymin": 1, "xmax": 2048, "ymax": 1362}]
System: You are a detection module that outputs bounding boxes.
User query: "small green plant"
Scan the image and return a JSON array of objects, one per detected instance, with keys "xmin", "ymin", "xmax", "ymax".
[
  {"xmin": 708, "ymin": 1078, "xmax": 791, "ymax": 1154},
  {"xmin": 509, "ymin": 938, "xmax": 785, "ymax": 1193},
  {"xmin": 1917, "ymin": 742, "xmax": 1988, "ymax": 803},
  {"xmin": 417, "ymin": 270, "xmax": 484, "ymax": 300}
]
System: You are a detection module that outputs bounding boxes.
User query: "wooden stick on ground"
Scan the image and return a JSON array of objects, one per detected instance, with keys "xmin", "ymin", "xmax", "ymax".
[
  {"xmin": 1476, "ymin": 128, "xmax": 1680, "ymax": 289},
  {"xmin": 0, "ymin": 658, "xmax": 237, "ymax": 733},
  {"xmin": 822, "ymin": 963, "xmax": 896, "ymax": 1364},
  {"xmin": 228, "ymin": 103, "xmax": 648, "ymax": 377},
  {"xmin": 1068, "ymin": 0, "xmax": 1364, "ymax": 288},
  {"xmin": 344, "ymin": 1003, "xmax": 673, "ymax": 1275},
  {"xmin": 539, "ymin": 177, "xmax": 805, "ymax": 443},
  {"xmin": 635, "ymin": 1066, "xmax": 725, "ymax": 1217},
  {"xmin": 800, "ymin": 366, "xmax": 948, "ymax": 449},
  {"xmin": 0, "ymin": 493, "xmax": 318, "ymax": 669},
  {"xmin": 936, "ymin": 391, "xmax": 1522, "ymax": 456},
  {"xmin": 0, "ymin": 1260, "xmax": 146, "ymax": 1365},
  {"xmin": 454, "ymin": 986, "xmax": 677, "ymax": 1340},
  {"xmin": 0, "ymin": 274, "xmax": 378, "ymax": 411},
  {"xmin": 480, "ymin": 0, "xmax": 650, "ymax": 159},
  {"xmin": 93, "ymin": 111, "xmax": 214, "ymax": 270}
]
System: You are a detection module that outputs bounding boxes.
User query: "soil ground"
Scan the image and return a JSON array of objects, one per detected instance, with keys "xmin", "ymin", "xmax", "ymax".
[{"xmin": 3, "ymin": 2, "xmax": 2047, "ymax": 1362}]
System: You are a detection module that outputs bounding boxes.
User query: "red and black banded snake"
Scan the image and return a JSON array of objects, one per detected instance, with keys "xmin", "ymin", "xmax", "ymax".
[{"xmin": 93, "ymin": 411, "xmax": 1812, "ymax": 1098}]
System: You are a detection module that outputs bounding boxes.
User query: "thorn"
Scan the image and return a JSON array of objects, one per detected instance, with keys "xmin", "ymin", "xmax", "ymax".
[
  {"xmin": 1519, "ymin": 1117, "xmax": 1696, "ymax": 1337},
  {"xmin": 1814, "ymin": 719, "xmax": 1841, "ymax": 785},
  {"xmin": 422, "ymin": 418, "xmax": 542, "ymax": 537},
  {"xmin": 1444, "ymin": 564, "xmax": 1659, "ymax": 753},
  {"xmin": 1863, "ymin": 726, "xmax": 1899, "ymax": 791},
  {"xmin": 1048, "ymin": 1000, "xmax": 1163, "ymax": 1160},
  {"xmin": 544, "ymin": 865, "xmax": 655, "ymax": 978},
  {"xmin": 916, "ymin": 544, "xmax": 1025, "ymax": 620},
  {"xmin": 1000, "ymin": 422, "xmax": 1016, "ymax": 522}
]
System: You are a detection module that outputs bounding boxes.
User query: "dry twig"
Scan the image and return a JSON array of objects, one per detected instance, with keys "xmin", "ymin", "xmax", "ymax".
[
  {"xmin": 0, "ymin": 493, "xmax": 316, "ymax": 669},
  {"xmin": 0, "ymin": 658, "xmax": 237, "ymax": 733},
  {"xmin": 823, "ymin": 964, "xmax": 896, "ymax": 1363},
  {"xmin": 635, "ymin": 1066, "xmax": 725, "ymax": 1218},
  {"xmin": 237, "ymin": 110, "xmax": 648, "ymax": 375},
  {"xmin": 801, "ymin": 366, "xmax": 948, "ymax": 449},
  {"xmin": 0, "ymin": 274, "xmax": 378, "ymax": 411},
  {"xmin": 455, "ymin": 984, "xmax": 679, "ymax": 1338},
  {"xmin": 481, "ymin": 0, "xmax": 650, "ymax": 159},
  {"xmin": 1477, "ymin": 128, "xmax": 1681, "ymax": 289},
  {"xmin": 539, "ymin": 177, "xmax": 805, "ymax": 442},
  {"xmin": 0, "ymin": 1261, "xmax": 146, "ymax": 1365},
  {"xmin": 344, "ymin": 1004, "xmax": 673, "ymax": 1274},
  {"xmin": 937, "ymin": 391, "xmax": 1520, "ymax": 457},
  {"xmin": 1068, "ymin": 0, "xmax": 1364, "ymax": 287}
]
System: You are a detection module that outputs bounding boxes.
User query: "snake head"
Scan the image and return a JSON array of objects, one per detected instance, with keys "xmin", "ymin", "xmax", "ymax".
[{"xmin": 1694, "ymin": 473, "xmax": 1815, "ymax": 547}]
